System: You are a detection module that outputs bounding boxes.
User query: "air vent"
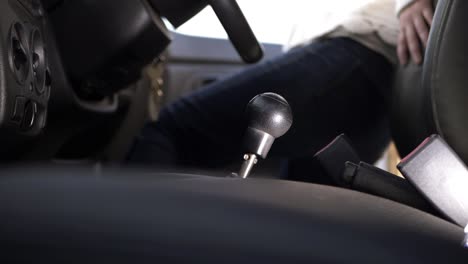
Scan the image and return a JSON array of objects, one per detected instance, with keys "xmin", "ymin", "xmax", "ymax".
[
  {"xmin": 30, "ymin": 28, "xmax": 46, "ymax": 94},
  {"xmin": 8, "ymin": 22, "xmax": 30, "ymax": 84}
]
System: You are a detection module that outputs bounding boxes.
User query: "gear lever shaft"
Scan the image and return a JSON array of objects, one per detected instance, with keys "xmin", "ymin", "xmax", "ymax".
[{"xmin": 238, "ymin": 93, "xmax": 293, "ymax": 178}]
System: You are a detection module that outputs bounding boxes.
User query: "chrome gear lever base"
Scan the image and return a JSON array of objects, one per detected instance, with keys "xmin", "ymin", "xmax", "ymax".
[{"xmin": 238, "ymin": 154, "xmax": 258, "ymax": 178}]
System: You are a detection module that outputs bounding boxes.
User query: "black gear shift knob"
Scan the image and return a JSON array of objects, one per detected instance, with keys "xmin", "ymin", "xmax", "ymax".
[
  {"xmin": 236, "ymin": 93, "xmax": 293, "ymax": 178},
  {"xmin": 244, "ymin": 93, "xmax": 293, "ymax": 159}
]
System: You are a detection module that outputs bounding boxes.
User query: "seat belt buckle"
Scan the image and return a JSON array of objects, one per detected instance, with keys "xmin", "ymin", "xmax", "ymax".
[
  {"xmin": 312, "ymin": 134, "xmax": 361, "ymax": 187},
  {"xmin": 398, "ymin": 134, "xmax": 468, "ymax": 227}
]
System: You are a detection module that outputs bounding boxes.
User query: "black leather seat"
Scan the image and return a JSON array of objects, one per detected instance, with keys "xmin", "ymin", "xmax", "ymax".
[
  {"xmin": 392, "ymin": 0, "xmax": 468, "ymax": 162},
  {"xmin": 1, "ymin": 167, "xmax": 467, "ymax": 263}
]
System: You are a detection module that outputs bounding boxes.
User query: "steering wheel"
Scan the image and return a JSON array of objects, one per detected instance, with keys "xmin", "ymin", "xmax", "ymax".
[{"xmin": 209, "ymin": 0, "xmax": 263, "ymax": 63}]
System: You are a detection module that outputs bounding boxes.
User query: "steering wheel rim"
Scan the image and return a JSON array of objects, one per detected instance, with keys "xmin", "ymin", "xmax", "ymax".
[{"xmin": 209, "ymin": 0, "xmax": 263, "ymax": 63}]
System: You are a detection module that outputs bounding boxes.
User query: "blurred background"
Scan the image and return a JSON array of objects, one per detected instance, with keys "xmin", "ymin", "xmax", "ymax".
[{"xmin": 174, "ymin": 0, "xmax": 381, "ymax": 45}]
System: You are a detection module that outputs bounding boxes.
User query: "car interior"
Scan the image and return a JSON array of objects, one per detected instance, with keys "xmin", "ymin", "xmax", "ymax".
[{"xmin": 1, "ymin": 0, "xmax": 468, "ymax": 262}]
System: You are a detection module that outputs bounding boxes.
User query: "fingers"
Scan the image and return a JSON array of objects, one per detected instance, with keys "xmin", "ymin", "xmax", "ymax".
[
  {"xmin": 422, "ymin": 7, "xmax": 434, "ymax": 26},
  {"xmin": 413, "ymin": 16, "xmax": 429, "ymax": 47},
  {"xmin": 398, "ymin": 32, "xmax": 409, "ymax": 65},
  {"xmin": 397, "ymin": 26, "xmax": 423, "ymax": 65},
  {"xmin": 405, "ymin": 25, "xmax": 423, "ymax": 64},
  {"xmin": 397, "ymin": 0, "xmax": 434, "ymax": 65}
]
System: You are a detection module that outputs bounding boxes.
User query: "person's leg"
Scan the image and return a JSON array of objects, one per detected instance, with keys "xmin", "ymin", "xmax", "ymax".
[{"xmin": 127, "ymin": 37, "xmax": 394, "ymax": 168}]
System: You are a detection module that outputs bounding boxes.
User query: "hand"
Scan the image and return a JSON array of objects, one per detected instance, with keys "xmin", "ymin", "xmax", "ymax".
[{"xmin": 397, "ymin": 0, "xmax": 434, "ymax": 65}]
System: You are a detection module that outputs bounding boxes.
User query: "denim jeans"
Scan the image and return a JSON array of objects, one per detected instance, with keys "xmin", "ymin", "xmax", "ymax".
[{"xmin": 128, "ymin": 37, "xmax": 394, "ymax": 175}]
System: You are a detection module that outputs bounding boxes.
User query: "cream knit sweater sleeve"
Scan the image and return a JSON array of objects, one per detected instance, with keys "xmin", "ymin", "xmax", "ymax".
[
  {"xmin": 287, "ymin": 0, "xmax": 417, "ymax": 50},
  {"xmin": 396, "ymin": 0, "xmax": 416, "ymax": 15}
]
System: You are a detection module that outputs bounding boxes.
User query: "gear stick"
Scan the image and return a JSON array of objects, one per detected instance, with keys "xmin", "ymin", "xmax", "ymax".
[{"xmin": 238, "ymin": 93, "xmax": 293, "ymax": 178}]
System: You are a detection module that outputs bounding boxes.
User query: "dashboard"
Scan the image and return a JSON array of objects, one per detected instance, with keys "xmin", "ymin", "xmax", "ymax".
[
  {"xmin": 0, "ymin": 0, "xmax": 49, "ymax": 140},
  {"xmin": 0, "ymin": 0, "xmax": 173, "ymax": 160},
  {"xmin": 0, "ymin": 0, "xmax": 261, "ymax": 162}
]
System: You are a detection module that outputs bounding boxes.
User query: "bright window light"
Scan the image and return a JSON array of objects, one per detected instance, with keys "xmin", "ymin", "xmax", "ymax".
[{"xmin": 175, "ymin": 0, "xmax": 376, "ymax": 45}]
